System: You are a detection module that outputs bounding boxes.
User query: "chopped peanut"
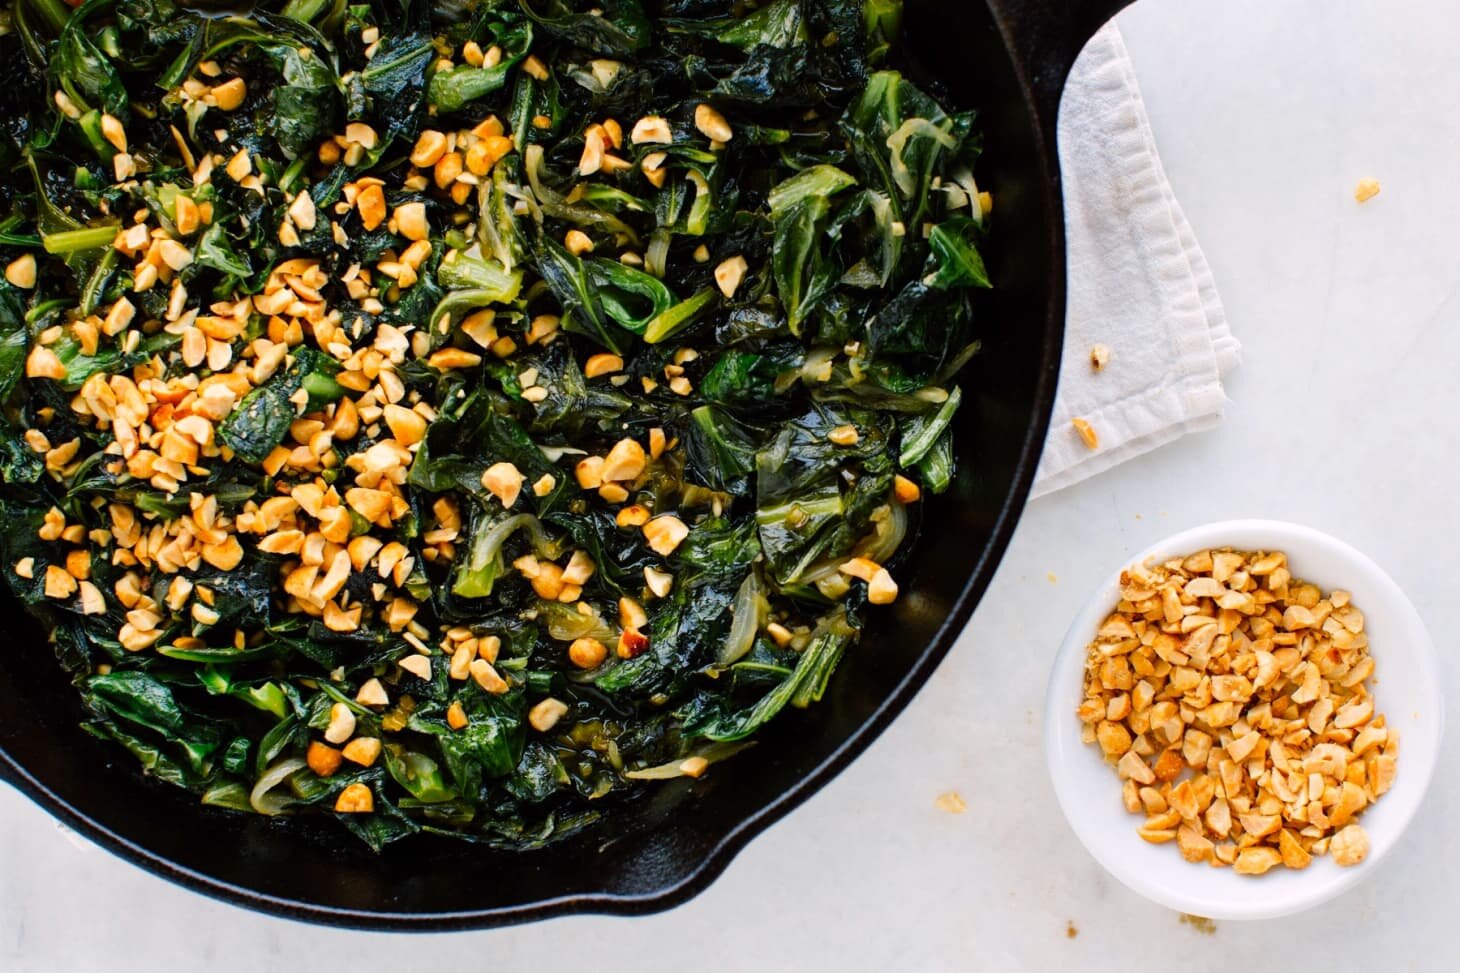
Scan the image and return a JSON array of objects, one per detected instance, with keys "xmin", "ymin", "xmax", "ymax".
[
  {"xmin": 307, "ymin": 741, "xmax": 344, "ymax": 777},
  {"xmin": 694, "ymin": 104, "xmax": 732, "ymax": 142},
  {"xmin": 568, "ymin": 637, "xmax": 608, "ymax": 669},
  {"xmin": 342, "ymin": 736, "xmax": 382, "ymax": 767},
  {"xmin": 5, "ymin": 255, "xmax": 36, "ymax": 289},
  {"xmin": 642, "ymin": 515, "xmax": 689, "ymax": 556},
  {"xmin": 323, "ymin": 702, "xmax": 357, "ymax": 744},
  {"xmin": 480, "ymin": 462, "xmax": 525, "ymax": 508},
  {"xmin": 584, "ymin": 353, "xmax": 623, "ymax": 378},
  {"xmin": 529, "ymin": 697, "xmax": 570, "ymax": 732},
  {"xmin": 334, "ymin": 782, "xmax": 374, "ymax": 813},
  {"xmin": 1072, "ymin": 417, "xmax": 1098, "ymax": 450},
  {"xmin": 714, "ymin": 255, "xmax": 748, "ymax": 298}
]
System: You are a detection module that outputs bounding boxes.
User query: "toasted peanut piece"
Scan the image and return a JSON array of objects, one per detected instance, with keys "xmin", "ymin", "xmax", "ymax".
[
  {"xmin": 616, "ymin": 504, "xmax": 651, "ymax": 528},
  {"xmin": 562, "ymin": 550, "xmax": 596, "ymax": 586},
  {"xmin": 602, "ymin": 438, "xmax": 646, "ymax": 482},
  {"xmin": 1177, "ymin": 825, "xmax": 1214, "ymax": 864},
  {"xmin": 307, "ymin": 741, "xmax": 343, "ymax": 777},
  {"xmin": 428, "ymin": 347, "xmax": 483, "ymax": 370},
  {"xmin": 100, "ymin": 113, "xmax": 127, "ymax": 152},
  {"xmin": 355, "ymin": 678, "xmax": 389, "ymax": 707},
  {"xmin": 1096, "ymin": 721, "xmax": 1132, "ymax": 759},
  {"xmin": 642, "ymin": 515, "xmax": 689, "ymax": 555},
  {"xmin": 893, "ymin": 474, "xmax": 922, "ymax": 504},
  {"xmin": 480, "ymin": 461, "xmax": 525, "ymax": 508},
  {"xmin": 1278, "ymin": 829, "xmax": 1312, "ymax": 869},
  {"xmin": 867, "ymin": 568, "xmax": 898, "ymax": 605},
  {"xmin": 1234, "ymin": 846, "xmax": 1283, "ymax": 875},
  {"xmin": 345, "ymin": 122, "xmax": 378, "ymax": 149},
  {"xmin": 1151, "ymin": 748, "xmax": 1184, "ymax": 781},
  {"xmin": 694, "ymin": 104, "xmax": 732, "ymax": 142},
  {"xmin": 346, "ymin": 185, "xmax": 385, "ymax": 236},
  {"xmin": 470, "ymin": 658, "xmax": 509, "ymax": 694},
  {"xmin": 334, "ymin": 782, "xmax": 374, "ymax": 813},
  {"xmin": 1137, "ymin": 824, "xmax": 1177, "ymax": 845},
  {"xmin": 323, "ymin": 702, "xmax": 356, "ymax": 744},
  {"xmin": 1116, "ymin": 749, "xmax": 1154, "ymax": 784},
  {"xmin": 714, "ymin": 255, "xmax": 748, "ymax": 298},
  {"xmin": 644, "ymin": 566, "xmax": 673, "ymax": 598},
  {"xmin": 26, "ymin": 345, "xmax": 66, "ymax": 380},
  {"xmin": 411, "ymin": 130, "xmax": 447, "ymax": 167},
  {"xmin": 529, "ymin": 697, "xmax": 570, "ymax": 732},
  {"xmin": 1330, "ymin": 824, "xmax": 1369, "ymax": 866},
  {"xmin": 395, "ymin": 201, "xmax": 429, "ymax": 241},
  {"xmin": 579, "ymin": 126, "xmax": 605, "ymax": 175},
  {"xmin": 1072, "ymin": 417, "xmax": 1098, "ymax": 449},
  {"xmin": 565, "ymin": 229, "xmax": 594, "ymax": 255},
  {"xmin": 631, "ymin": 116, "xmax": 673, "ymax": 144},
  {"xmin": 398, "ymin": 654, "xmax": 432, "ymax": 680},
  {"xmin": 5, "ymin": 255, "xmax": 36, "ymax": 289},
  {"xmin": 617, "ymin": 627, "xmax": 649, "ymax": 658},
  {"xmin": 211, "ymin": 77, "xmax": 247, "ymax": 111},
  {"xmin": 342, "ymin": 736, "xmax": 382, "ymax": 767},
  {"xmin": 568, "ymin": 637, "xmax": 608, "ymax": 669},
  {"xmin": 585, "ymin": 353, "xmax": 624, "ymax": 378}
]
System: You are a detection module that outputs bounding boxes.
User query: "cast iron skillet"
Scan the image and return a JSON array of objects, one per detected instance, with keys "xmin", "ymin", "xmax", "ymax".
[{"xmin": 0, "ymin": 0, "xmax": 1134, "ymax": 929}]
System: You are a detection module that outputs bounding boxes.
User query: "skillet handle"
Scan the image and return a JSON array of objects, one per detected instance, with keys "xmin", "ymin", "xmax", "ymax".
[{"xmin": 988, "ymin": 0, "xmax": 1137, "ymax": 135}]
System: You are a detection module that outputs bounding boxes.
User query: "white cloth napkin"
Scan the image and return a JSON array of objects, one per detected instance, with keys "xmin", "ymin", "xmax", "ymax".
[{"xmin": 1031, "ymin": 24, "xmax": 1240, "ymax": 498}]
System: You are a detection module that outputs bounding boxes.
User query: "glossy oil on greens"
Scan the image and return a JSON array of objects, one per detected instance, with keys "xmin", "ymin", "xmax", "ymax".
[{"xmin": 0, "ymin": 0, "xmax": 992, "ymax": 850}]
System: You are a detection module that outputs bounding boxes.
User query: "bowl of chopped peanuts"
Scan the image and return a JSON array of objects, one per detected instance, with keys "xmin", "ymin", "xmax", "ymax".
[{"xmin": 1044, "ymin": 520, "xmax": 1443, "ymax": 920}]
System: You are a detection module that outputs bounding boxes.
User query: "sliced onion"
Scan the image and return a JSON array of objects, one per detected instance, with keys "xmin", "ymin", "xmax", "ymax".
[
  {"xmin": 853, "ymin": 501, "xmax": 908, "ymax": 565},
  {"xmin": 799, "ymin": 502, "xmax": 909, "ymax": 586},
  {"xmin": 645, "ymin": 228, "xmax": 671, "ymax": 279},
  {"xmin": 625, "ymin": 742, "xmax": 754, "ymax": 780},
  {"xmin": 479, "ymin": 512, "xmax": 560, "ymax": 563},
  {"xmin": 887, "ymin": 118, "xmax": 957, "ymax": 197},
  {"xmin": 951, "ymin": 166, "xmax": 981, "ymax": 224},
  {"xmin": 718, "ymin": 571, "xmax": 768, "ymax": 665},
  {"xmin": 542, "ymin": 602, "xmax": 616, "ymax": 643},
  {"xmin": 799, "ymin": 346, "xmax": 837, "ymax": 385},
  {"xmin": 250, "ymin": 757, "xmax": 306, "ymax": 816},
  {"xmin": 539, "ymin": 444, "xmax": 586, "ymax": 462},
  {"xmin": 522, "ymin": 144, "xmax": 561, "ymax": 205}
]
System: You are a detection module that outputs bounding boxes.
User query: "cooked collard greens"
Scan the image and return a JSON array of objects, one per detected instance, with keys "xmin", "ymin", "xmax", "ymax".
[{"xmin": 0, "ymin": 0, "xmax": 990, "ymax": 848}]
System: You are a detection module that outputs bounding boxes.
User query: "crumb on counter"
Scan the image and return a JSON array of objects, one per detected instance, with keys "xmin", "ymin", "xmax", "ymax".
[
  {"xmin": 935, "ymin": 791, "xmax": 968, "ymax": 814},
  {"xmin": 1354, "ymin": 177, "xmax": 1381, "ymax": 203},
  {"xmin": 1179, "ymin": 914, "xmax": 1217, "ymax": 935}
]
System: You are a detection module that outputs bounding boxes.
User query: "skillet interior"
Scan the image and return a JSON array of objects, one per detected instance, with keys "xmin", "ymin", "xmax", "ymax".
[{"xmin": 0, "ymin": 0, "xmax": 1066, "ymax": 928}]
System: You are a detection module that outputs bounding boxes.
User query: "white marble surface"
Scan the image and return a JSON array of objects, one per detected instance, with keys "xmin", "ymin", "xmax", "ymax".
[{"xmin": 5, "ymin": 0, "xmax": 1459, "ymax": 968}]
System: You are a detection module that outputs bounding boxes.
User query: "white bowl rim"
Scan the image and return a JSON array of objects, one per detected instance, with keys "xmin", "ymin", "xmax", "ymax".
[{"xmin": 1043, "ymin": 518, "xmax": 1445, "ymax": 920}]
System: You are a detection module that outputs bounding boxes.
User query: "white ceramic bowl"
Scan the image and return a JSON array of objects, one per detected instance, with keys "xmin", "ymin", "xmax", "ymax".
[{"xmin": 1044, "ymin": 520, "xmax": 1443, "ymax": 920}]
